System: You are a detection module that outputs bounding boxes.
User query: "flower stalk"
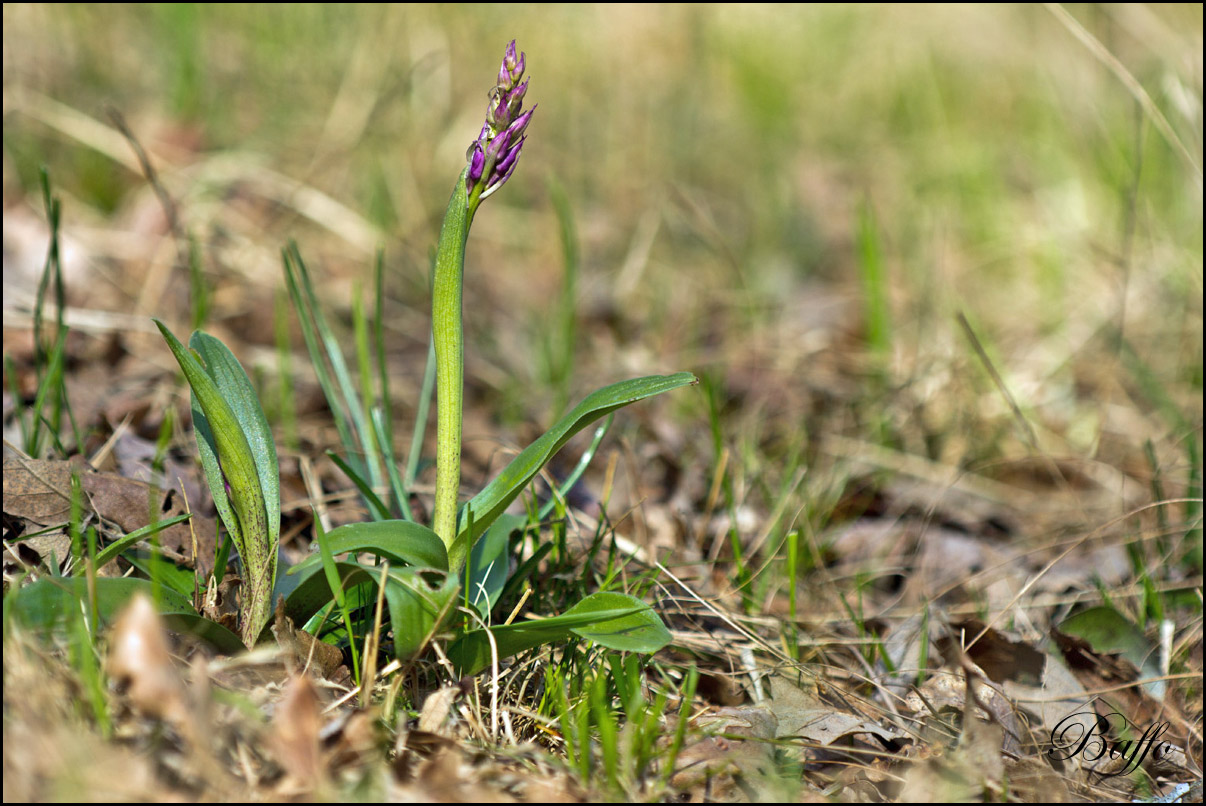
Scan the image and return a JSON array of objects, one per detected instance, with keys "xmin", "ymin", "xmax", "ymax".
[{"xmin": 432, "ymin": 41, "xmax": 534, "ymax": 554}]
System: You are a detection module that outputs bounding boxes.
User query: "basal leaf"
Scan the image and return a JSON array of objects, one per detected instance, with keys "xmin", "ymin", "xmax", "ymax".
[
  {"xmin": 275, "ymin": 561, "xmax": 459, "ymax": 661},
  {"xmin": 381, "ymin": 565, "xmax": 461, "ymax": 660},
  {"xmin": 287, "ymin": 520, "xmax": 449, "ymax": 576},
  {"xmin": 190, "ymin": 332, "xmax": 280, "ymax": 552},
  {"xmin": 156, "ymin": 320, "xmax": 275, "ymax": 646},
  {"xmin": 450, "ymin": 372, "xmax": 696, "ymax": 570},
  {"xmin": 567, "ymin": 591, "xmax": 673, "ymax": 653},
  {"xmin": 6, "ymin": 577, "xmax": 242, "ymax": 654},
  {"xmin": 447, "ymin": 591, "xmax": 671, "ymax": 676}
]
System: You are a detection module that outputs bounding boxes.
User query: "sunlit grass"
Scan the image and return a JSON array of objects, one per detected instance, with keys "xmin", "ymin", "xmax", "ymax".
[{"xmin": 3, "ymin": 3, "xmax": 1201, "ymax": 801}]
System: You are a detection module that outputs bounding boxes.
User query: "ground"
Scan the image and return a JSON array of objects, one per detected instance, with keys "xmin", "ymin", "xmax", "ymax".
[{"xmin": 3, "ymin": 5, "xmax": 1203, "ymax": 802}]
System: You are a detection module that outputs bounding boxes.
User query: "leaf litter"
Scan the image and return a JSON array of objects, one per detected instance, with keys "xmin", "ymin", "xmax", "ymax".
[{"xmin": 3, "ymin": 6, "xmax": 1203, "ymax": 802}]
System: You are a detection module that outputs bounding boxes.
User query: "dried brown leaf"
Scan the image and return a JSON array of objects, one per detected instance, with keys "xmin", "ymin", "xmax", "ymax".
[
  {"xmin": 105, "ymin": 592, "xmax": 188, "ymax": 726},
  {"xmin": 270, "ymin": 674, "xmax": 323, "ymax": 791}
]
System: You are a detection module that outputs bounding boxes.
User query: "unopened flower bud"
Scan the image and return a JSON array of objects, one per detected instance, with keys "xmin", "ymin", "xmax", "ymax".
[{"xmin": 465, "ymin": 40, "xmax": 535, "ymax": 200}]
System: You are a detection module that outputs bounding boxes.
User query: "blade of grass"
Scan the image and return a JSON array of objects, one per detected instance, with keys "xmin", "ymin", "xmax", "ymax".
[
  {"xmin": 857, "ymin": 198, "xmax": 891, "ymax": 357},
  {"xmin": 547, "ymin": 177, "xmax": 579, "ymax": 416},
  {"xmin": 326, "ymin": 450, "xmax": 391, "ymax": 521},
  {"xmin": 273, "ymin": 291, "xmax": 299, "ymax": 451},
  {"xmin": 659, "ymin": 665, "xmax": 699, "ymax": 791},
  {"xmin": 405, "ymin": 336, "xmax": 437, "ymax": 490},
  {"xmin": 314, "ymin": 512, "xmax": 360, "ymax": 685},
  {"xmin": 538, "ymin": 414, "xmax": 612, "ymax": 521},
  {"xmin": 282, "ymin": 243, "xmax": 383, "ymax": 501},
  {"xmin": 372, "ymin": 406, "xmax": 413, "ymax": 521},
  {"xmin": 89, "ymin": 513, "xmax": 193, "ymax": 570}
]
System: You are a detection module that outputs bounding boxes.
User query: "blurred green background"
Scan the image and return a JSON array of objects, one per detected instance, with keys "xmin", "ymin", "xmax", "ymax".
[{"xmin": 3, "ymin": 4, "xmax": 1201, "ymax": 481}]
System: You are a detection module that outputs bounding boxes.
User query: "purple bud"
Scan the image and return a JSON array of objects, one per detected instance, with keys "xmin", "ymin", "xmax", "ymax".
[
  {"xmin": 486, "ymin": 127, "xmax": 512, "ymax": 161},
  {"xmin": 465, "ymin": 40, "xmax": 534, "ymax": 200},
  {"xmin": 503, "ymin": 41, "xmax": 522, "ymax": 76},
  {"xmin": 488, "ymin": 139, "xmax": 524, "ymax": 193},
  {"xmin": 506, "ymin": 106, "xmax": 535, "ymax": 140},
  {"xmin": 504, "ymin": 78, "xmax": 528, "ymax": 117},
  {"xmin": 492, "ymin": 135, "xmax": 524, "ymax": 177},
  {"xmin": 467, "ymin": 143, "xmax": 486, "ymax": 186}
]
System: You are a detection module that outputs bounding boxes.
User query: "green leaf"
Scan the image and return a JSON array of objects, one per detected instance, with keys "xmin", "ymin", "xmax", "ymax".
[
  {"xmin": 466, "ymin": 514, "xmax": 524, "ymax": 619},
  {"xmin": 1058, "ymin": 605, "xmax": 1164, "ymax": 697},
  {"xmin": 6, "ymin": 577, "xmax": 242, "ymax": 654},
  {"xmin": 326, "ymin": 451, "xmax": 390, "ymax": 521},
  {"xmin": 189, "ymin": 332, "xmax": 281, "ymax": 553},
  {"xmin": 155, "ymin": 320, "xmax": 277, "ymax": 646},
  {"xmin": 381, "ymin": 565, "xmax": 461, "ymax": 660},
  {"xmin": 274, "ymin": 561, "xmax": 459, "ymax": 661},
  {"xmin": 447, "ymin": 591, "xmax": 671, "ymax": 676},
  {"xmin": 121, "ymin": 550, "xmax": 202, "ymax": 599},
  {"xmin": 282, "ymin": 245, "xmax": 384, "ymax": 506},
  {"xmin": 160, "ymin": 612, "xmax": 245, "ymax": 654},
  {"xmin": 451, "ymin": 372, "xmax": 696, "ymax": 569},
  {"xmin": 287, "ymin": 520, "xmax": 449, "ymax": 577},
  {"xmin": 569, "ymin": 591, "xmax": 673, "ymax": 653},
  {"xmin": 91, "ymin": 512, "xmax": 192, "ymax": 570}
]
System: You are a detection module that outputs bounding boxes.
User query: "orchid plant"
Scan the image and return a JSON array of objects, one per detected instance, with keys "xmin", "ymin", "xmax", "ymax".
[{"xmin": 16, "ymin": 41, "xmax": 695, "ymax": 680}]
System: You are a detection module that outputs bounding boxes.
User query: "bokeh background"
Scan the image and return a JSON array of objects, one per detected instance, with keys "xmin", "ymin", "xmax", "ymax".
[
  {"xmin": 2, "ymin": 6, "xmax": 1203, "ymax": 799},
  {"xmin": 3, "ymin": 3, "xmax": 1202, "ymax": 560}
]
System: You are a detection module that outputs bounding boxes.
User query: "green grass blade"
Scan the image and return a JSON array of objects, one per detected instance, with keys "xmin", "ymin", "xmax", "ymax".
[
  {"xmin": 659, "ymin": 665, "xmax": 699, "ymax": 791},
  {"xmin": 288, "ymin": 243, "xmax": 384, "ymax": 494},
  {"xmin": 465, "ymin": 514, "xmax": 524, "ymax": 619},
  {"xmin": 547, "ymin": 177, "xmax": 579, "ymax": 416},
  {"xmin": 90, "ymin": 512, "xmax": 193, "ymax": 570},
  {"xmin": 371, "ymin": 406, "xmax": 413, "ymax": 521},
  {"xmin": 406, "ymin": 336, "xmax": 437, "ymax": 490},
  {"xmin": 857, "ymin": 199, "xmax": 891, "ymax": 356},
  {"xmin": 314, "ymin": 514, "xmax": 360, "ymax": 683},
  {"xmin": 326, "ymin": 451, "xmax": 391, "ymax": 521},
  {"xmin": 273, "ymin": 291, "xmax": 299, "ymax": 450},
  {"xmin": 282, "ymin": 246, "xmax": 365, "ymax": 481},
  {"xmin": 538, "ymin": 414, "xmax": 612, "ymax": 521}
]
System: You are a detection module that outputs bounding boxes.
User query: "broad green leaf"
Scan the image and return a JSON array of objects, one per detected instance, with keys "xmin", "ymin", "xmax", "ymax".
[
  {"xmin": 1058, "ymin": 605, "xmax": 1164, "ymax": 697},
  {"xmin": 381, "ymin": 565, "xmax": 461, "ymax": 660},
  {"xmin": 189, "ymin": 332, "xmax": 280, "ymax": 553},
  {"xmin": 160, "ymin": 612, "xmax": 245, "ymax": 654},
  {"xmin": 465, "ymin": 514, "xmax": 525, "ymax": 619},
  {"xmin": 121, "ymin": 550, "xmax": 203, "ymax": 599},
  {"xmin": 447, "ymin": 591, "xmax": 671, "ymax": 676},
  {"xmin": 569, "ymin": 591, "xmax": 673, "ymax": 653},
  {"xmin": 450, "ymin": 372, "xmax": 696, "ymax": 570},
  {"xmin": 287, "ymin": 520, "xmax": 449, "ymax": 577},
  {"xmin": 155, "ymin": 320, "xmax": 275, "ymax": 647},
  {"xmin": 274, "ymin": 561, "xmax": 459, "ymax": 661},
  {"xmin": 6, "ymin": 577, "xmax": 242, "ymax": 654}
]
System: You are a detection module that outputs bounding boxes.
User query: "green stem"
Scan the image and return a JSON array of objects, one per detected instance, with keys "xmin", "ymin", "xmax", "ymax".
[{"xmin": 432, "ymin": 168, "xmax": 482, "ymax": 551}]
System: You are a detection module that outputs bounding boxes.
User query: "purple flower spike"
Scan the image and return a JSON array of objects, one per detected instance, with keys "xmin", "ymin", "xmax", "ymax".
[{"xmin": 466, "ymin": 40, "xmax": 535, "ymax": 201}]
